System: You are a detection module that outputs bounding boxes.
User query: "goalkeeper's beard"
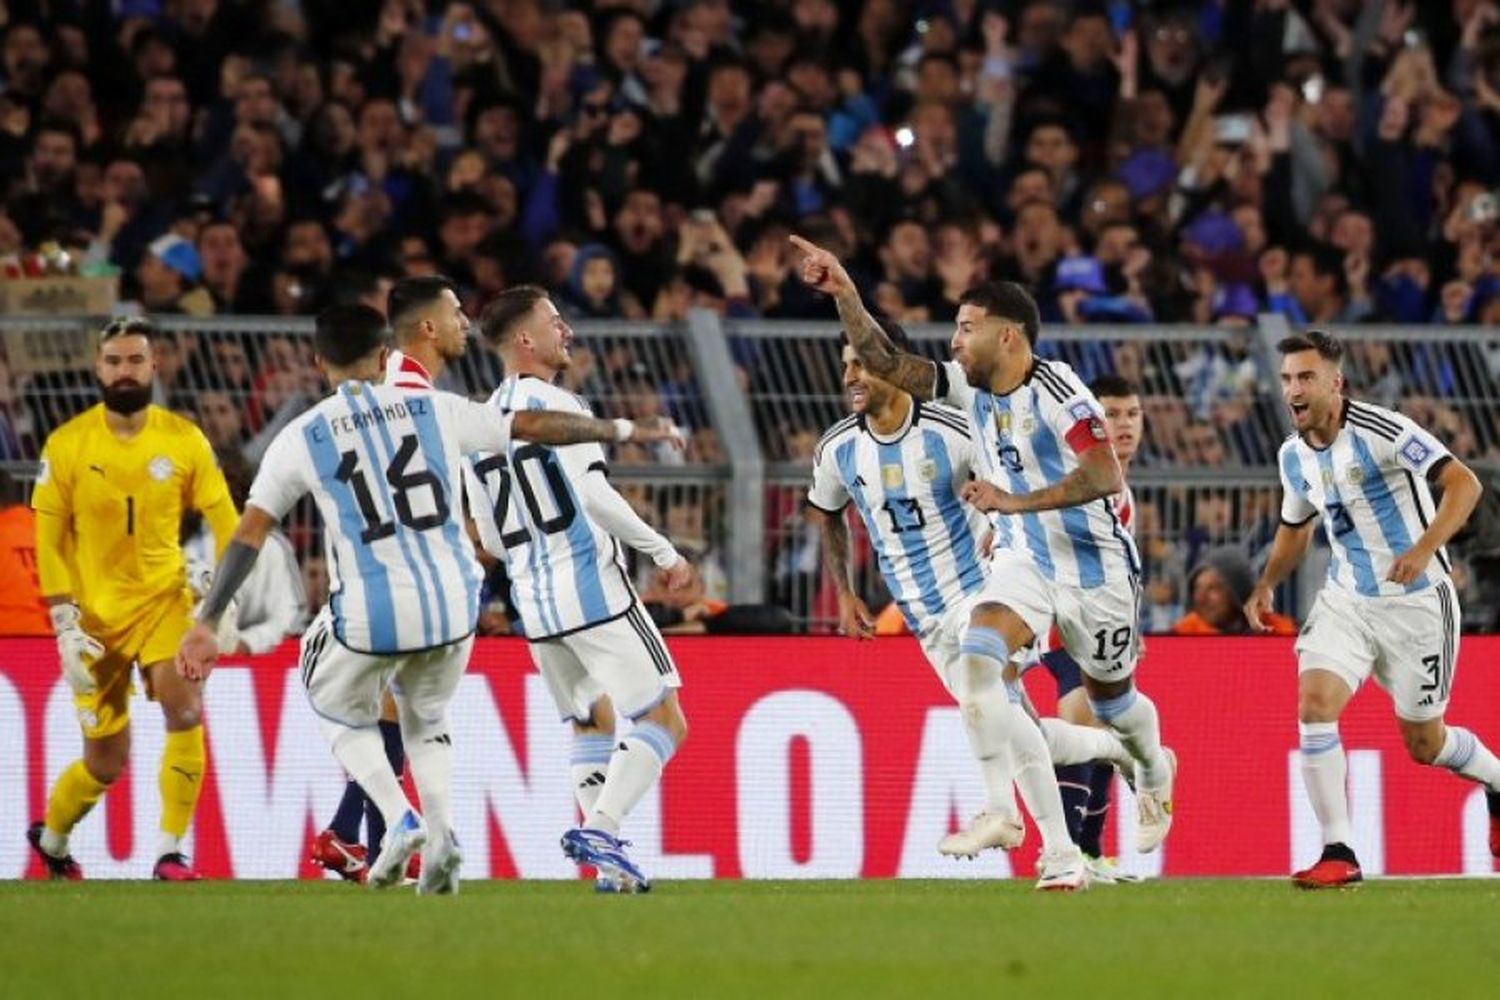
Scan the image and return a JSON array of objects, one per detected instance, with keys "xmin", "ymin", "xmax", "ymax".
[{"xmin": 100, "ymin": 379, "xmax": 152, "ymax": 415}]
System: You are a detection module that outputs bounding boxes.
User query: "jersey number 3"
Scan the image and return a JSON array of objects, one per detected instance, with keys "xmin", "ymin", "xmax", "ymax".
[{"xmin": 335, "ymin": 434, "xmax": 449, "ymax": 544}]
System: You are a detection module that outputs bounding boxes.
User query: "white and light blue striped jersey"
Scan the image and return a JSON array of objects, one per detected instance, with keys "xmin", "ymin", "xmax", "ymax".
[
  {"xmin": 807, "ymin": 400, "xmax": 988, "ymax": 634},
  {"xmin": 1278, "ymin": 398, "xmax": 1452, "ymax": 598},
  {"xmin": 465, "ymin": 375, "xmax": 636, "ymax": 639},
  {"xmin": 247, "ymin": 381, "xmax": 498, "ymax": 654},
  {"xmin": 938, "ymin": 358, "xmax": 1139, "ymax": 588}
]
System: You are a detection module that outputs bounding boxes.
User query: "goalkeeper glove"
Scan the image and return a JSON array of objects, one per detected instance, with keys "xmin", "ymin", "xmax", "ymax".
[{"xmin": 50, "ymin": 603, "xmax": 104, "ymax": 696}]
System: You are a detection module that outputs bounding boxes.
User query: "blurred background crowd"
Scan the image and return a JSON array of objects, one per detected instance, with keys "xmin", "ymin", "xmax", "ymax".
[{"xmin": 2, "ymin": 0, "xmax": 1499, "ymax": 636}]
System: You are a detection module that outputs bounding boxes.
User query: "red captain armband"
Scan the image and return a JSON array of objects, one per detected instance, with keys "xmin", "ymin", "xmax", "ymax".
[{"xmin": 1064, "ymin": 415, "xmax": 1110, "ymax": 454}]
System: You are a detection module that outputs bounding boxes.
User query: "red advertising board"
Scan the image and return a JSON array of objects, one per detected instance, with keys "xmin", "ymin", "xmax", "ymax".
[{"xmin": 3, "ymin": 637, "xmax": 1497, "ymax": 880}]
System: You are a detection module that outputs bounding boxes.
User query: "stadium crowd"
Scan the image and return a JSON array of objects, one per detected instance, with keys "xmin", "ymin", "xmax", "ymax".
[{"xmin": 2, "ymin": 0, "xmax": 1500, "ymax": 634}]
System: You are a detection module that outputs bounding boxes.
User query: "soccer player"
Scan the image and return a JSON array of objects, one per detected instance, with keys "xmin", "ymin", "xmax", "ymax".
[
  {"xmin": 1028, "ymin": 375, "xmax": 1144, "ymax": 882},
  {"xmin": 176, "ymin": 304, "xmax": 681, "ymax": 893},
  {"xmin": 1244, "ymin": 330, "xmax": 1500, "ymax": 888},
  {"xmin": 311, "ymin": 275, "xmax": 473, "ymax": 882},
  {"xmin": 27, "ymin": 317, "xmax": 239, "ymax": 881},
  {"xmin": 467, "ymin": 286, "xmax": 693, "ymax": 893},
  {"xmin": 793, "ymin": 235, "xmax": 1174, "ymax": 890},
  {"xmin": 807, "ymin": 323, "xmax": 1024, "ymax": 858}
]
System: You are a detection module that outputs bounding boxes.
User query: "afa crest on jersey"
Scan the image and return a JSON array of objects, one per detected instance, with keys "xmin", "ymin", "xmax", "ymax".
[{"xmin": 918, "ymin": 459, "xmax": 938, "ymax": 483}]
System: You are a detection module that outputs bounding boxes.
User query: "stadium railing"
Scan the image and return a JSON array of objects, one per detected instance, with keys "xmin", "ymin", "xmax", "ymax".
[{"xmin": 3, "ymin": 314, "xmax": 1498, "ymax": 631}]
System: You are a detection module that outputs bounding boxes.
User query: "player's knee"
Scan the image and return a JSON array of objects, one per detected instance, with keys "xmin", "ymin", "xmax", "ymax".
[
  {"xmin": 641, "ymin": 698, "xmax": 687, "ymax": 746},
  {"xmin": 1297, "ymin": 689, "xmax": 1341, "ymax": 723},
  {"xmin": 86, "ymin": 741, "xmax": 129, "ymax": 784},
  {"xmin": 162, "ymin": 700, "xmax": 203, "ymax": 730},
  {"xmin": 1401, "ymin": 726, "xmax": 1444, "ymax": 765}
]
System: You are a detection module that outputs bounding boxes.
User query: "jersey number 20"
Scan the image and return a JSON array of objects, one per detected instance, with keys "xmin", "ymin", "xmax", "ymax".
[
  {"xmin": 335, "ymin": 434, "xmax": 449, "ymax": 544},
  {"xmin": 472, "ymin": 445, "xmax": 577, "ymax": 548}
]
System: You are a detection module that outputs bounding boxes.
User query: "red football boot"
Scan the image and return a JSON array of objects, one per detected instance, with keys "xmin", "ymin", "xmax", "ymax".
[
  {"xmin": 153, "ymin": 853, "xmax": 205, "ymax": 881},
  {"xmin": 27, "ymin": 823, "xmax": 83, "ymax": 881},
  {"xmin": 309, "ymin": 829, "xmax": 368, "ymax": 882},
  {"xmin": 1292, "ymin": 844, "xmax": 1362, "ymax": 889}
]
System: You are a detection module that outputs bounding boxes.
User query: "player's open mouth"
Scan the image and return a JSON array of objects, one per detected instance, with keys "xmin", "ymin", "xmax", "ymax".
[
  {"xmin": 848, "ymin": 386, "xmax": 867, "ymax": 404},
  {"xmin": 1290, "ymin": 403, "xmax": 1309, "ymax": 417}
]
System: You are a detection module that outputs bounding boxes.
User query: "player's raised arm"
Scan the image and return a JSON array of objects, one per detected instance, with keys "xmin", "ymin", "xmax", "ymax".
[
  {"xmin": 789, "ymin": 234, "xmax": 938, "ymax": 400},
  {"xmin": 514, "ymin": 410, "xmax": 685, "ymax": 449}
]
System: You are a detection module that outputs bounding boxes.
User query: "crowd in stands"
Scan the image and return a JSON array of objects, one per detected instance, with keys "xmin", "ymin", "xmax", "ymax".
[{"xmin": 2, "ymin": 0, "xmax": 1499, "ymax": 634}]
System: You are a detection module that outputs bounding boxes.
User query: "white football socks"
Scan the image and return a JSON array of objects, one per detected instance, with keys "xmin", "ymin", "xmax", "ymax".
[
  {"xmin": 1433, "ymin": 725, "xmax": 1500, "ymax": 789},
  {"xmin": 1299, "ymin": 721, "xmax": 1352, "ymax": 846},
  {"xmin": 401, "ymin": 710, "xmax": 455, "ymax": 843},
  {"xmin": 322, "ymin": 722, "xmax": 415, "ymax": 828},
  {"xmin": 571, "ymin": 733, "xmax": 616, "ymax": 819},
  {"xmin": 1090, "ymin": 687, "xmax": 1170, "ymax": 789},
  {"xmin": 1040, "ymin": 717, "xmax": 1132, "ymax": 770},
  {"xmin": 959, "ymin": 626, "xmax": 1073, "ymax": 854},
  {"xmin": 589, "ymin": 721, "xmax": 677, "ymax": 836},
  {"xmin": 957, "ymin": 685, "xmax": 1020, "ymax": 817}
]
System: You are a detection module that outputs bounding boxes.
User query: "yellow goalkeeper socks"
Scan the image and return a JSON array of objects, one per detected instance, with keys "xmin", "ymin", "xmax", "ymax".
[
  {"xmin": 43, "ymin": 760, "xmax": 109, "ymax": 853},
  {"xmin": 159, "ymin": 726, "xmax": 205, "ymax": 848}
]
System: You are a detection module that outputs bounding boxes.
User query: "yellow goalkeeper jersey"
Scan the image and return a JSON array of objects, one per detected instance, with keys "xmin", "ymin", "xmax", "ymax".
[{"xmin": 31, "ymin": 404, "xmax": 237, "ymax": 627}]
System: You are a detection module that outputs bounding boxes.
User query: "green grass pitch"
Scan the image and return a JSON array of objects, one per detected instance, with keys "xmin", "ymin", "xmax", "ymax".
[{"xmin": 1, "ymin": 879, "xmax": 1497, "ymax": 998}]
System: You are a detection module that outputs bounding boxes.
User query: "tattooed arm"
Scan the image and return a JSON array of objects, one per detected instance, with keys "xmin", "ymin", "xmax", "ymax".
[
  {"xmin": 808, "ymin": 506, "xmax": 877, "ymax": 639},
  {"xmin": 790, "ymin": 235, "xmax": 938, "ymax": 400},
  {"xmin": 960, "ymin": 442, "xmax": 1121, "ymax": 514}
]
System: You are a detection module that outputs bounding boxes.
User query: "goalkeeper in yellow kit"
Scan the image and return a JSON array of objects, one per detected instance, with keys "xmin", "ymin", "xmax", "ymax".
[{"xmin": 26, "ymin": 318, "xmax": 237, "ymax": 880}]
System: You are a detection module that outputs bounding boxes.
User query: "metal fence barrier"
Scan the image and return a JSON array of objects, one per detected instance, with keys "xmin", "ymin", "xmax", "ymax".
[{"xmin": 4, "ymin": 313, "xmax": 1497, "ymax": 631}]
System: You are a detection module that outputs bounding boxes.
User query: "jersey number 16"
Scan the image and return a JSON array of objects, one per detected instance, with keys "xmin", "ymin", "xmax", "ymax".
[{"xmin": 335, "ymin": 434, "xmax": 449, "ymax": 544}]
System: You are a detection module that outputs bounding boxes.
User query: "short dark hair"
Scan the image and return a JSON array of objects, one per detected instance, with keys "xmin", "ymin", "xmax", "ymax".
[
  {"xmin": 1090, "ymin": 374, "xmax": 1139, "ymax": 399},
  {"xmin": 387, "ymin": 275, "xmax": 457, "ymax": 331},
  {"xmin": 98, "ymin": 316, "xmax": 156, "ymax": 344},
  {"xmin": 314, "ymin": 304, "xmax": 387, "ymax": 366},
  {"xmin": 481, "ymin": 284, "xmax": 550, "ymax": 345},
  {"xmin": 958, "ymin": 281, "xmax": 1040, "ymax": 346},
  {"xmin": 1276, "ymin": 330, "xmax": 1343, "ymax": 363}
]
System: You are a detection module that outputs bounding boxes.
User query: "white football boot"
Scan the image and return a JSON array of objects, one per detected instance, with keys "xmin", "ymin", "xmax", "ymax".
[
  {"xmin": 1134, "ymin": 747, "xmax": 1177, "ymax": 854},
  {"xmin": 938, "ymin": 811, "xmax": 1025, "ymax": 857},
  {"xmin": 1034, "ymin": 845, "xmax": 1091, "ymax": 891},
  {"xmin": 417, "ymin": 832, "xmax": 462, "ymax": 896},
  {"xmin": 368, "ymin": 810, "xmax": 428, "ymax": 889}
]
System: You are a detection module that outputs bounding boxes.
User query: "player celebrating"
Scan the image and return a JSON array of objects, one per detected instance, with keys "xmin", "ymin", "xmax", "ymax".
[
  {"xmin": 468, "ymin": 286, "xmax": 693, "ymax": 894},
  {"xmin": 1027, "ymin": 375, "xmax": 1144, "ymax": 882},
  {"xmin": 808, "ymin": 323, "xmax": 1024, "ymax": 858},
  {"xmin": 311, "ymin": 275, "xmax": 473, "ymax": 882},
  {"xmin": 177, "ymin": 304, "xmax": 681, "ymax": 894},
  {"xmin": 27, "ymin": 317, "xmax": 238, "ymax": 881},
  {"xmin": 1245, "ymin": 331, "xmax": 1500, "ymax": 888},
  {"xmin": 793, "ymin": 235, "xmax": 1174, "ymax": 890}
]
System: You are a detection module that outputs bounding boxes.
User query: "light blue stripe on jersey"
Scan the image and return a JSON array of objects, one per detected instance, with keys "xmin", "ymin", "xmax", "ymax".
[
  {"xmin": 497, "ymin": 383, "xmax": 560, "ymax": 635},
  {"xmin": 532, "ymin": 398, "xmax": 612, "ymax": 625},
  {"xmin": 409, "ymin": 392, "xmax": 484, "ymax": 630},
  {"xmin": 877, "ymin": 439, "xmax": 944, "ymax": 619},
  {"xmin": 988, "ymin": 394, "xmax": 1055, "ymax": 580},
  {"xmin": 837, "ymin": 439, "xmax": 912, "ymax": 627},
  {"xmin": 922, "ymin": 429, "xmax": 983, "ymax": 595},
  {"xmin": 520, "ymin": 401, "xmax": 566, "ymax": 633},
  {"xmin": 1028, "ymin": 406, "xmax": 1104, "ymax": 588},
  {"xmin": 1314, "ymin": 447, "xmax": 1378, "ymax": 596},
  {"xmin": 304, "ymin": 414, "xmax": 397, "ymax": 650},
  {"xmin": 341, "ymin": 384, "xmax": 435, "ymax": 646},
  {"xmin": 1350, "ymin": 433, "xmax": 1428, "ymax": 593},
  {"xmin": 368, "ymin": 391, "xmax": 450, "ymax": 642}
]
